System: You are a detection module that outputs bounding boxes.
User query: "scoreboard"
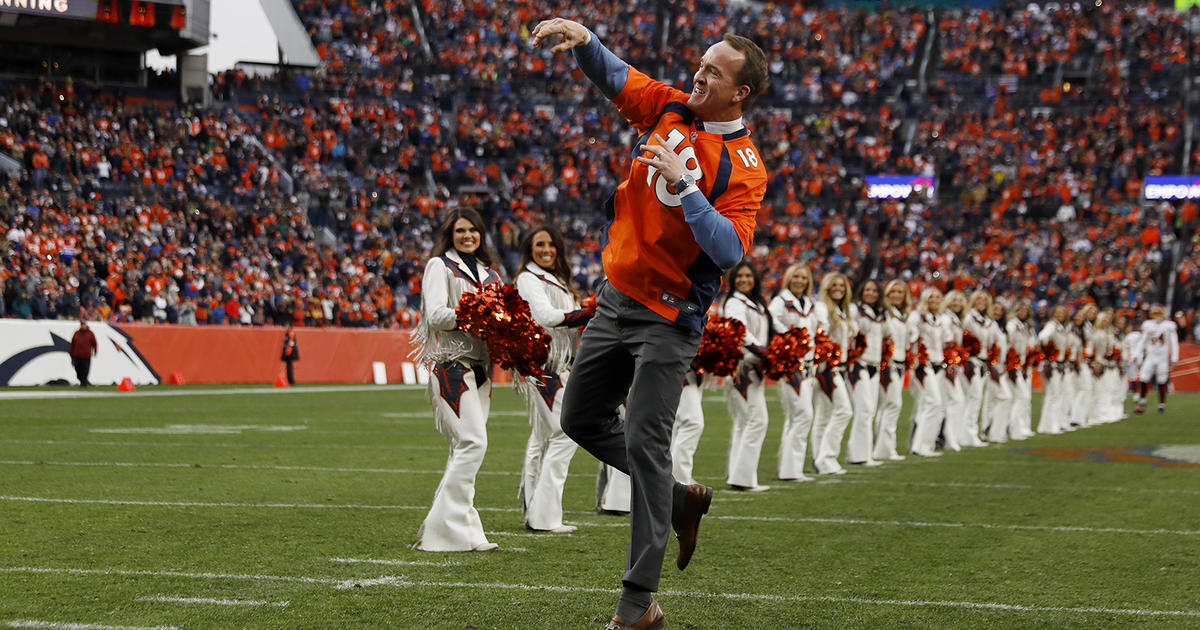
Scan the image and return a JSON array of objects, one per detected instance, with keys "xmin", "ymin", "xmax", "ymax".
[
  {"xmin": 0, "ymin": 0, "xmax": 207, "ymax": 83},
  {"xmin": 0, "ymin": 0, "xmax": 195, "ymax": 28},
  {"xmin": 0, "ymin": 0, "xmax": 205, "ymax": 44},
  {"xmin": 0, "ymin": 1, "xmax": 100, "ymax": 20}
]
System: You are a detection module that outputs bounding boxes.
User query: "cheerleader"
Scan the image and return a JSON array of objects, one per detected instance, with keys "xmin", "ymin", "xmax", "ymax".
[
  {"xmin": 847, "ymin": 279, "xmax": 886, "ymax": 466},
  {"xmin": 1121, "ymin": 315, "xmax": 1144, "ymax": 410},
  {"xmin": 597, "ymin": 462, "xmax": 632, "ymax": 514},
  {"xmin": 1006, "ymin": 301, "xmax": 1036, "ymax": 439},
  {"xmin": 1068, "ymin": 305, "xmax": 1097, "ymax": 427},
  {"xmin": 872, "ymin": 280, "xmax": 911, "ymax": 462},
  {"xmin": 768, "ymin": 264, "xmax": 817, "ymax": 481},
  {"xmin": 413, "ymin": 208, "xmax": 503, "ymax": 552},
  {"xmin": 983, "ymin": 302, "xmax": 1015, "ymax": 442},
  {"xmin": 812, "ymin": 272, "xmax": 856, "ymax": 474},
  {"xmin": 908, "ymin": 287, "xmax": 945, "ymax": 457},
  {"xmin": 1090, "ymin": 311, "xmax": 1123, "ymax": 423},
  {"xmin": 514, "ymin": 226, "xmax": 594, "ymax": 533},
  {"xmin": 1037, "ymin": 305, "xmax": 1072, "ymax": 435},
  {"xmin": 671, "ymin": 369, "xmax": 705, "ymax": 486},
  {"xmin": 939, "ymin": 290, "xmax": 968, "ymax": 451},
  {"xmin": 723, "ymin": 261, "xmax": 772, "ymax": 491},
  {"xmin": 962, "ymin": 291, "xmax": 997, "ymax": 445}
]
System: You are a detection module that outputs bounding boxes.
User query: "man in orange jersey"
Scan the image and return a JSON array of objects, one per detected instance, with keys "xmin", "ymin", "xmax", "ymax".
[{"xmin": 532, "ymin": 18, "xmax": 767, "ymax": 630}]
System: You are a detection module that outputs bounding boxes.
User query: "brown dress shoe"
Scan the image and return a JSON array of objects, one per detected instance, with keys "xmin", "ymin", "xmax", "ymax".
[
  {"xmin": 605, "ymin": 600, "xmax": 665, "ymax": 630},
  {"xmin": 673, "ymin": 483, "xmax": 713, "ymax": 570}
]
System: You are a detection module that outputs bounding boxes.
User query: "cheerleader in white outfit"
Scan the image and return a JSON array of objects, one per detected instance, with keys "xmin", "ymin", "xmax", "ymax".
[
  {"xmin": 1114, "ymin": 315, "xmax": 1136, "ymax": 417},
  {"xmin": 723, "ymin": 262, "xmax": 772, "ymax": 492},
  {"xmin": 768, "ymin": 264, "xmax": 817, "ymax": 481},
  {"xmin": 1089, "ymin": 311, "xmax": 1123, "ymax": 423},
  {"xmin": 413, "ymin": 209, "xmax": 503, "ymax": 552},
  {"xmin": 1068, "ymin": 305, "xmax": 1097, "ymax": 427},
  {"xmin": 962, "ymin": 291, "xmax": 997, "ymax": 445},
  {"xmin": 1037, "ymin": 305, "xmax": 1072, "ymax": 435},
  {"xmin": 1006, "ymin": 301, "xmax": 1036, "ymax": 439},
  {"xmin": 847, "ymin": 279, "xmax": 886, "ymax": 466},
  {"xmin": 720, "ymin": 260, "xmax": 768, "ymax": 492},
  {"xmin": 1121, "ymin": 316, "xmax": 1144, "ymax": 411},
  {"xmin": 812, "ymin": 272, "xmax": 857, "ymax": 474},
  {"xmin": 984, "ymin": 302, "xmax": 1015, "ymax": 442},
  {"xmin": 515, "ymin": 226, "xmax": 594, "ymax": 533},
  {"xmin": 873, "ymin": 280, "xmax": 911, "ymax": 462},
  {"xmin": 596, "ymin": 462, "xmax": 632, "ymax": 514},
  {"xmin": 671, "ymin": 369, "xmax": 705, "ymax": 485},
  {"xmin": 909, "ymin": 287, "xmax": 945, "ymax": 457},
  {"xmin": 939, "ymin": 290, "xmax": 968, "ymax": 451}
]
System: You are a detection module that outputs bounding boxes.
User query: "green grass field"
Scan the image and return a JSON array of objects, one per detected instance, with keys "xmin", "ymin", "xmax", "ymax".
[{"xmin": 0, "ymin": 384, "xmax": 1197, "ymax": 629}]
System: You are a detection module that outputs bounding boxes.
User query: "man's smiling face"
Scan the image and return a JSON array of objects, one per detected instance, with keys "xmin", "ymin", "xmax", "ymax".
[{"xmin": 686, "ymin": 41, "xmax": 749, "ymax": 121}]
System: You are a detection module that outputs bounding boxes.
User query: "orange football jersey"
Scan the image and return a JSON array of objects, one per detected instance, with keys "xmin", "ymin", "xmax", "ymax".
[{"xmin": 602, "ymin": 67, "xmax": 767, "ymax": 331}]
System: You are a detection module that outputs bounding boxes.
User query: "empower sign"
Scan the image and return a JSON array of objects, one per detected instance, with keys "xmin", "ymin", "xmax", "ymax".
[{"xmin": 1143, "ymin": 176, "xmax": 1200, "ymax": 200}]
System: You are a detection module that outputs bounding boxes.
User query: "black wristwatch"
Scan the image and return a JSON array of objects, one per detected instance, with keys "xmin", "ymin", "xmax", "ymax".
[{"xmin": 668, "ymin": 173, "xmax": 695, "ymax": 195}]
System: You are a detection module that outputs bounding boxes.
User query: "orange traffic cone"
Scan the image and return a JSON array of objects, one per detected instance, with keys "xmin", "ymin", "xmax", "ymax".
[
  {"xmin": 167, "ymin": 372, "xmax": 186, "ymax": 385},
  {"xmin": 117, "ymin": 377, "xmax": 137, "ymax": 392},
  {"xmin": 274, "ymin": 372, "xmax": 290, "ymax": 388}
]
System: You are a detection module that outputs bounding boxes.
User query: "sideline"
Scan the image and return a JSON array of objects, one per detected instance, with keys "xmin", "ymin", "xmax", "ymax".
[{"xmin": 0, "ymin": 384, "xmax": 424, "ymax": 401}]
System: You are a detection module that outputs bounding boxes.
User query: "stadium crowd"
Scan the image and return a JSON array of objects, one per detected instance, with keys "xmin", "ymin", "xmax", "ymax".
[{"xmin": 0, "ymin": 0, "xmax": 1198, "ymax": 340}]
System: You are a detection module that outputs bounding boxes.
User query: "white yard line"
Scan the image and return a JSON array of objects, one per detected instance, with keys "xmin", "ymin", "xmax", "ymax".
[
  {"xmin": 0, "ymin": 385, "xmax": 423, "ymax": 401},
  {"xmin": 0, "ymin": 496, "xmax": 434, "ymax": 511},
  {"xmin": 0, "ymin": 566, "xmax": 337, "ymax": 584},
  {"xmin": 483, "ymin": 531, "xmax": 559, "ymax": 538},
  {"xmin": 828, "ymin": 478, "xmax": 1200, "ymax": 496},
  {"xmin": 0, "ymin": 439, "xmax": 444, "ymax": 451},
  {"xmin": 703, "ymin": 514, "xmax": 1200, "ymax": 536},
  {"xmin": 6, "ymin": 621, "xmax": 179, "ymax": 630},
  {"xmin": 345, "ymin": 577, "xmax": 1200, "ymax": 618},
  {"xmin": 135, "ymin": 595, "xmax": 288, "ymax": 607},
  {"xmin": 4, "ymin": 566, "xmax": 1196, "ymax": 619},
  {"xmin": 3, "ymin": 494, "xmax": 1197, "ymax": 536},
  {"xmin": 328, "ymin": 557, "xmax": 460, "ymax": 567},
  {"xmin": 574, "ymin": 514, "xmax": 1200, "ymax": 536},
  {"xmin": 0, "ymin": 460, "xmax": 520, "ymax": 476},
  {"xmin": 333, "ymin": 576, "xmax": 407, "ymax": 589}
]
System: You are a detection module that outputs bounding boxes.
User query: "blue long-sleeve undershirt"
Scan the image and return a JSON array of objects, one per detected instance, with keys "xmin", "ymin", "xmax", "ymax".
[
  {"xmin": 572, "ymin": 29, "xmax": 628, "ymax": 97},
  {"xmin": 573, "ymin": 29, "xmax": 746, "ymax": 271},
  {"xmin": 681, "ymin": 189, "xmax": 745, "ymax": 270}
]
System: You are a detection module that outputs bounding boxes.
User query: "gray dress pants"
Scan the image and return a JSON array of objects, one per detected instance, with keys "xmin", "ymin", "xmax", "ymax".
[{"xmin": 561, "ymin": 281, "xmax": 700, "ymax": 594}]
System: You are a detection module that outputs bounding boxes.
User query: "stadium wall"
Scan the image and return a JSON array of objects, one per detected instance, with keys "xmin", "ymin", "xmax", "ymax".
[
  {"xmin": 0, "ymin": 320, "xmax": 1195, "ymax": 390},
  {"xmin": 118, "ymin": 323, "xmax": 425, "ymax": 385},
  {"xmin": 0, "ymin": 320, "xmax": 439, "ymax": 386},
  {"xmin": 1173, "ymin": 343, "xmax": 1200, "ymax": 392}
]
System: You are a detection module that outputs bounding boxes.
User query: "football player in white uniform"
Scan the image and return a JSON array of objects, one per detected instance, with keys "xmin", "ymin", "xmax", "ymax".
[{"xmin": 1135, "ymin": 304, "xmax": 1179, "ymax": 414}]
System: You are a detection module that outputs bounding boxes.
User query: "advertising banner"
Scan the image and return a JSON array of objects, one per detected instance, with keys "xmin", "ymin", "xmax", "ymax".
[
  {"xmin": 865, "ymin": 175, "xmax": 936, "ymax": 200},
  {"xmin": 1143, "ymin": 176, "xmax": 1200, "ymax": 200}
]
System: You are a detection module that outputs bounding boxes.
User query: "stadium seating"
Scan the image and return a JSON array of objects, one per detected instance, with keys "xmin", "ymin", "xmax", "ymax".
[{"xmin": 0, "ymin": 0, "xmax": 1195, "ymax": 337}]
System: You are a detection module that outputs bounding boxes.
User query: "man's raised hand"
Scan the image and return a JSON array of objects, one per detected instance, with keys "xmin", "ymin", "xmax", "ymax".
[{"xmin": 530, "ymin": 18, "xmax": 590, "ymax": 53}]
